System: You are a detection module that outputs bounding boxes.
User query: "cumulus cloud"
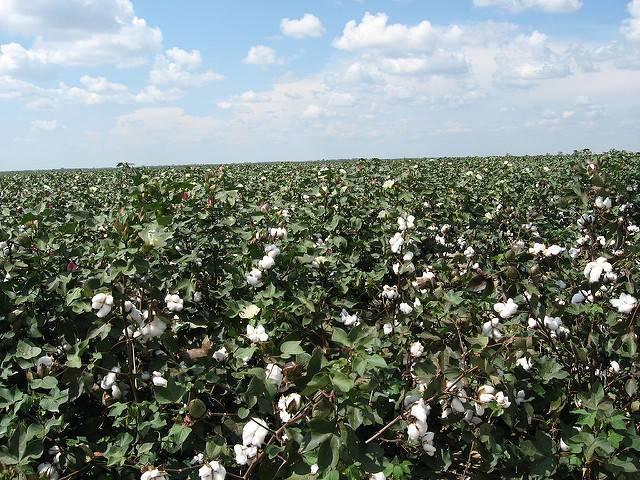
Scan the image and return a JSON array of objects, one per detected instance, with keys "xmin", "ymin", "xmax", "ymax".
[
  {"xmin": 243, "ymin": 45, "xmax": 282, "ymax": 66},
  {"xmin": 333, "ymin": 12, "xmax": 463, "ymax": 52},
  {"xmin": 495, "ymin": 31, "xmax": 572, "ymax": 85},
  {"xmin": 31, "ymin": 119, "xmax": 57, "ymax": 131},
  {"xmin": 472, "ymin": 0, "xmax": 583, "ymax": 13},
  {"xmin": 0, "ymin": 0, "xmax": 162, "ymax": 70},
  {"xmin": 281, "ymin": 14, "xmax": 326, "ymax": 38},
  {"xmin": 149, "ymin": 47, "xmax": 223, "ymax": 87},
  {"xmin": 0, "ymin": 43, "xmax": 49, "ymax": 78},
  {"xmin": 622, "ymin": 0, "xmax": 640, "ymax": 41},
  {"xmin": 114, "ymin": 107, "xmax": 220, "ymax": 143}
]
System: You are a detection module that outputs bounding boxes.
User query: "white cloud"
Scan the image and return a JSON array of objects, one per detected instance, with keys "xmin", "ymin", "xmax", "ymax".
[
  {"xmin": 135, "ymin": 85, "xmax": 182, "ymax": 103},
  {"xmin": 79, "ymin": 75, "xmax": 128, "ymax": 93},
  {"xmin": 149, "ymin": 47, "xmax": 223, "ymax": 87},
  {"xmin": 333, "ymin": 12, "xmax": 463, "ymax": 52},
  {"xmin": 622, "ymin": 0, "xmax": 640, "ymax": 41},
  {"xmin": 495, "ymin": 31, "xmax": 572, "ymax": 85},
  {"xmin": 281, "ymin": 14, "xmax": 326, "ymax": 39},
  {"xmin": 0, "ymin": 0, "xmax": 162, "ymax": 69},
  {"xmin": 472, "ymin": 0, "xmax": 583, "ymax": 13},
  {"xmin": 302, "ymin": 104, "xmax": 325, "ymax": 118},
  {"xmin": 380, "ymin": 52, "xmax": 468, "ymax": 75},
  {"xmin": 31, "ymin": 119, "xmax": 57, "ymax": 131},
  {"xmin": 243, "ymin": 45, "xmax": 282, "ymax": 66},
  {"xmin": 115, "ymin": 107, "xmax": 220, "ymax": 143},
  {"xmin": 0, "ymin": 42, "xmax": 49, "ymax": 78},
  {"xmin": 0, "ymin": 74, "xmax": 45, "ymax": 100}
]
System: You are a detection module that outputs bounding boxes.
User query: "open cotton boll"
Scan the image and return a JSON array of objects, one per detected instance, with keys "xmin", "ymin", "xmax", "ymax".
[
  {"xmin": 339, "ymin": 309, "xmax": 360, "ymax": 326},
  {"xmin": 409, "ymin": 399, "xmax": 431, "ymax": 422},
  {"xmin": 198, "ymin": 461, "xmax": 226, "ymax": 480},
  {"xmin": 571, "ymin": 291, "xmax": 593, "ymax": 305},
  {"xmin": 242, "ymin": 418, "xmax": 269, "ymax": 447},
  {"xmin": 610, "ymin": 293, "xmax": 637, "ymax": 314},
  {"xmin": 398, "ymin": 214, "xmax": 415, "ymax": 231},
  {"xmin": 265, "ymin": 363, "xmax": 283, "ymax": 386},
  {"xmin": 493, "ymin": 299, "xmax": 518, "ymax": 319},
  {"xmin": 410, "ymin": 341, "xmax": 424, "ymax": 358},
  {"xmin": 278, "ymin": 393, "xmax": 302, "ymax": 422},
  {"xmin": 234, "ymin": 445, "xmax": 258, "ymax": 466},
  {"xmin": 370, "ymin": 472, "xmax": 386, "ymax": 480},
  {"xmin": 141, "ymin": 469, "xmax": 167, "ymax": 480},
  {"xmin": 165, "ymin": 294, "xmax": 183, "ymax": 312},
  {"xmin": 100, "ymin": 367, "xmax": 120, "ymax": 390},
  {"xmin": 495, "ymin": 391, "xmax": 511, "ymax": 409},
  {"xmin": 482, "ymin": 318, "xmax": 503, "ymax": 339},
  {"xmin": 389, "ymin": 232, "xmax": 404, "ymax": 253},
  {"xmin": 246, "ymin": 268, "xmax": 263, "ymax": 287},
  {"xmin": 265, "ymin": 244, "xmax": 280, "ymax": 258},
  {"xmin": 213, "ymin": 347, "xmax": 228, "ymax": 361},
  {"xmin": 516, "ymin": 357, "xmax": 533, "ymax": 371},
  {"xmin": 544, "ymin": 244, "xmax": 565, "ymax": 256},
  {"xmin": 609, "ymin": 361, "xmax": 621, "ymax": 374},
  {"xmin": 92, "ymin": 293, "xmax": 114, "ymax": 318},
  {"xmin": 583, "ymin": 257, "xmax": 613, "ymax": 283},
  {"xmin": 246, "ymin": 324, "xmax": 269, "ymax": 343},
  {"xmin": 595, "ymin": 196, "xmax": 612, "ymax": 209},
  {"xmin": 152, "ymin": 371, "xmax": 168, "ymax": 388},
  {"xmin": 258, "ymin": 255, "xmax": 275, "ymax": 270},
  {"xmin": 36, "ymin": 356, "xmax": 53, "ymax": 377},
  {"xmin": 477, "ymin": 385, "xmax": 496, "ymax": 404},
  {"xmin": 383, "ymin": 323, "xmax": 393, "ymax": 335},
  {"xmin": 140, "ymin": 318, "xmax": 167, "ymax": 339},
  {"xmin": 381, "ymin": 285, "xmax": 399, "ymax": 300},
  {"xmin": 399, "ymin": 302, "xmax": 413, "ymax": 315}
]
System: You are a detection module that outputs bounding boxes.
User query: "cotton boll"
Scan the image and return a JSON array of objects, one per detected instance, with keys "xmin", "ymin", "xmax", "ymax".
[
  {"xmin": 265, "ymin": 363, "xmax": 283, "ymax": 386},
  {"xmin": 399, "ymin": 302, "xmax": 413, "ymax": 315},
  {"xmin": 383, "ymin": 323, "xmax": 393, "ymax": 335},
  {"xmin": 339, "ymin": 309, "xmax": 360, "ymax": 326},
  {"xmin": 389, "ymin": 232, "xmax": 404, "ymax": 253},
  {"xmin": 246, "ymin": 324, "xmax": 269, "ymax": 343},
  {"xmin": 381, "ymin": 285, "xmax": 399, "ymax": 300},
  {"xmin": 493, "ymin": 299, "xmax": 518, "ymax": 319},
  {"xmin": 246, "ymin": 268, "xmax": 263, "ymax": 287},
  {"xmin": 213, "ymin": 347, "xmax": 228, "ymax": 361},
  {"xmin": 242, "ymin": 418, "xmax": 269, "ymax": 447},
  {"xmin": 482, "ymin": 318, "xmax": 503, "ymax": 339},
  {"xmin": 100, "ymin": 367, "xmax": 120, "ymax": 390},
  {"xmin": 165, "ymin": 294, "xmax": 184, "ymax": 312},
  {"xmin": 233, "ymin": 444, "xmax": 257, "ymax": 465},
  {"xmin": 610, "ymin": 293, "xmax": 637, "ymax": 314},
  {"xmin": 477, "ymin": 385, "xmax": 496, "ymax": 404},
  {"xmin": 152, "ymin": 371, "xmax": 167, "ymax": 388},
  {"xmin": 258, "ymin": 255, "xmax": 275, "ymax": 270},
  {"xmin": 410, "ymin": 342, "xmax": 424, "ymax": 358},
  {"xmin": 516, "ymin": 357, "xmax": 533, "ymax": 371}
]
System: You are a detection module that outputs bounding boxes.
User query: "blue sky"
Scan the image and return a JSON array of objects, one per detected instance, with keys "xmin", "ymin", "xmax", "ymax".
[{"xmin": 1, "ymin": 0, "xmax": 639, "ymax": 170}]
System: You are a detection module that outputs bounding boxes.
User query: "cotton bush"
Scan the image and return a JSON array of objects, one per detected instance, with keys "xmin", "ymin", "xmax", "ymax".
[{"xmin": 1, "ymin": 151, "xmax": 640, "ymax": 479}]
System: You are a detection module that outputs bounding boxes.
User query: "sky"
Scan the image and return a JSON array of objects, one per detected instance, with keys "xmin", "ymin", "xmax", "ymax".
[{"xmin": 1, "ymin": 0, "xmax": 640, "ymax": 171}]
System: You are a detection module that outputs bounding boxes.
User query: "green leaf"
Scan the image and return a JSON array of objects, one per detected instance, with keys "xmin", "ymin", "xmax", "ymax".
[
  {"xmin": 281, "ymin": 341, "xmax": 305, "ymax": 355},
  {"xmin": 331, "ymin": 372, "xmax": 354, "ymax": 393}
]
